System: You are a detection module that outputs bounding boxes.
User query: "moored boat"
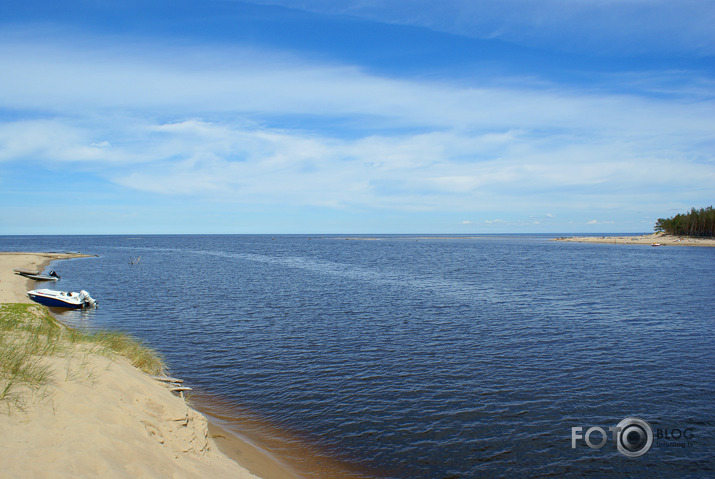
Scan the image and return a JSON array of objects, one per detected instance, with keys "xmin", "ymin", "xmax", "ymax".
[
  {"xmin": 27, "ymin": 289, "xmax": 97, "ymax": 309},
  {"xmin": 15, "ymin": 269, "xmax": 61, "ymax": 281}
]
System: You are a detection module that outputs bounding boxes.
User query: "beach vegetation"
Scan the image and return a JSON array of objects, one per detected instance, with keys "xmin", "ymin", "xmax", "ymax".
[
  {"xmin": 0, "ymin": 304, "xmax": 58, "ymax": 407},
  {"xmin": 654, "ymin": 206, "xmax": 715, "ymax": 237},
  {"xmin": 0, "ymin": 303, "xmax": 165, "ymax": 409},
  {"xmin": 82, "ymin": 330, "xmax": 166, "ymax": 375}
]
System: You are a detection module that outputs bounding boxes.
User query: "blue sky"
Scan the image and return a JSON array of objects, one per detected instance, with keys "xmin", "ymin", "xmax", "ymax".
[{"xmin": 1, "ymin": 0, "xmax": 713, "ymax": 234}]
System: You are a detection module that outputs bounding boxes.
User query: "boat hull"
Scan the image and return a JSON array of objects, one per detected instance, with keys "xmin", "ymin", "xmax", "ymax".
[
  {"xmin": 23, "ymin": 274, "xmax": 60, "ymax": 281},
  {"xmin": 27, "ymin": 292, "xmax": 83, "ymax": 309},
  {"xmin": 27, "ymin": 289, "xmax": 96, "ymax": 309},
  {"xmin": 16, "ymin": 270, "xmax": 60, "ymax": 281}
]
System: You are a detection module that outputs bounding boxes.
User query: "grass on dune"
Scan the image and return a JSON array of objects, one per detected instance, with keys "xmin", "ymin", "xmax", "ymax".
[
  {"xmin": 83, "ymin": 330, "xmax": 166, "ymax": 376},
  {"xmin": 0, "ymin": 303, "xmax": 165, "ymax": 408}
]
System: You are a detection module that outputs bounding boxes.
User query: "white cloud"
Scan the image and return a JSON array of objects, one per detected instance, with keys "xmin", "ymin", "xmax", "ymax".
[
  {"xmin": 0, "ymin": 119, "xmax": 112, "ymax": 163},
  {"xmin": 1, "ymin": 37, "xmax": 714, "ymax": 139},
  {"xmin": 2, "ymin": 114, "xmax": 713, "ymax": 216}
]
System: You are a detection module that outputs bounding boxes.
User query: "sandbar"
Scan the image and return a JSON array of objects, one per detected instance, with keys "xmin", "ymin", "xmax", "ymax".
[{"xmin": 553, "ymin": 233, "xmax": 715, "ymax": 247}]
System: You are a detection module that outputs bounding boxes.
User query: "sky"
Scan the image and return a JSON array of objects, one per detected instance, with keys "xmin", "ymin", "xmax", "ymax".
[{"xmin": 0, "ymin": 0, "xmax": 713, "ymax": 234}]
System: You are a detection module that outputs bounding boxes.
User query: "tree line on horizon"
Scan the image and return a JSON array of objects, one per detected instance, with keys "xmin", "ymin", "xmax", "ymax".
[{"xmin": 654, "ymin": 206, "xmax": 714, "ymax": 237}]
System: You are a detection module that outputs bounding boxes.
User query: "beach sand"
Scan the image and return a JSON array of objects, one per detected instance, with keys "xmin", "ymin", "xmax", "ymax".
[
  {"xmin": 0, "ymin": 252, "xmax": 283, "ymax": 479},
  {"xmin": 0, "ymin": 252, "xmax": 95, "ymax": 304},
  {"xmin": 553, "ymin": 232, "xmax": 715, "ymax": 247}
]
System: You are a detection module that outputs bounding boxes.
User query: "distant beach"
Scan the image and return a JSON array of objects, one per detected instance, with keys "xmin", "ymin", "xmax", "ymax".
[
  {"xmin": 0, "ymin": 252, "xmax": 283, "ymax": 479},
  {"xmin": 553, "ymin": 232, "xmax": 715, "ymax": 247}
]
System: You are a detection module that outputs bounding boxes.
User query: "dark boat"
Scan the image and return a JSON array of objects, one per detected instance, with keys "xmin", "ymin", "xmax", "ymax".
[{"xmin": 15, "ymin": 269, "xmax": 61, "ymax": 281}]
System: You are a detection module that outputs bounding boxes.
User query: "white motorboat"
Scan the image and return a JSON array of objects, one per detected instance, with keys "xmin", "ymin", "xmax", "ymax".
[{"xmin": 27, "ymin": 289, "xmax": 97, "ymax": 309}]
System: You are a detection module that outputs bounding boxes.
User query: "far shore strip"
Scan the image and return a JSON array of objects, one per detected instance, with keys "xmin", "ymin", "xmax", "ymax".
[
  {"xmin": 0, "ymin": 252, "xmax": 299, "ymax": 479},
  {"xmin": 553, "ymin": 233, "xmax": 715, "ymax": 247}
]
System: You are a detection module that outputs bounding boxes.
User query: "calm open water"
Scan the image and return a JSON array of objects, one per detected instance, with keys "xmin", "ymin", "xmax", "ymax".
[{"xmin": 2, "ymin": 235, "xmax": 714, "ymax": 478}]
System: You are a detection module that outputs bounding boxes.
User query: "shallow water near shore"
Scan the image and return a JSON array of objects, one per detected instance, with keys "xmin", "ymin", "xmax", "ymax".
[{"xmin": 3, "ymin": 234, "xmax": 714, "ymax": 478}]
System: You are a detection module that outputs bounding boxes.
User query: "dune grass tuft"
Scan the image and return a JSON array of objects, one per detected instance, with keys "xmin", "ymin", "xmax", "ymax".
[
  {"xmin": 0, "ymin": 304, "xmax": 59, "ymax": 405},
  {"xmin": 1, "ymin": 303, "xmax": 165, "ymax": 408},
  {"xmin": 81, "ymin": 330, "xmax": 166, "ymax": 376}
]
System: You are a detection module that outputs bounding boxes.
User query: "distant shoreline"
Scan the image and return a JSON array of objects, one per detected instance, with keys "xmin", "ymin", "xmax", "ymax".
[{"xmin": 553, "ymin": 233, "xmax": 715, "ymax": 247}]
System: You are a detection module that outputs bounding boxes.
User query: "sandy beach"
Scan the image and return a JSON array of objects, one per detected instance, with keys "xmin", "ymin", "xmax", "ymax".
[
  {"xmin": 553, "ymin": 232, "xmax": 715, "ymax": 247},
  {"xmin": 0, "ymin": 252, "xmax": 283, "ymax": 479},
  {"xmin": 0, "ymin": 252, "xmax": 95, "ymax": 304}
]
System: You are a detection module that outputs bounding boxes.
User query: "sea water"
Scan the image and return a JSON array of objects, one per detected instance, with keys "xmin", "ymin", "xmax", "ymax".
[{"xmin": 2, "ymin": 235, "xmax": 713, "ymax": 478}]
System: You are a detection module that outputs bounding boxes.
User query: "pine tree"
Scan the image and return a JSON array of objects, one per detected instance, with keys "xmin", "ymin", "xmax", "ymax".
[{"xmin": 654, "ymin": 206, "xmax": 714, "ymax": 237}]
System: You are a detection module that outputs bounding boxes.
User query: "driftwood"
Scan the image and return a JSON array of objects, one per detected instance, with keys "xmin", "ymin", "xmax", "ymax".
[
  {"xmin": 151, "ymin": 376, "xmax": 190, "ymax": 398},
  {"xmin": 169, "ymin": 386, "xmax": 193, "ymax": 400},
  {"xmin": 169, "ymin": 386, "xmax": 192, "ymax": 392},
  {"xmin": 170, "ymin": 413, "xmax": 190, "ymax": 426},
  {"xmin": 151, "ymin": 376, "xmax": 184, "ymax": 384}
]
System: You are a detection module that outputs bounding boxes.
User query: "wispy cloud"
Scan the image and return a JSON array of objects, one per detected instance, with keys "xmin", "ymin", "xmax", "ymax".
[
  {"xmin": 2, "ymin": 36, "xmax": 713, "ymax": 135},
  {"xmin": 248, "ymin": 0, "xmax": 715, "ymax": 56},
  {"xmin": 4, "ymin": 114, "xmax": 711, "ymax": 216}
]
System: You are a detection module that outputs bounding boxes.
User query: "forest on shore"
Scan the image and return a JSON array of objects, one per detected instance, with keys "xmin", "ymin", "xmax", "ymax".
[{"xmin": 654, "ymin": 206, "xmax": 714, "ymax": 237}]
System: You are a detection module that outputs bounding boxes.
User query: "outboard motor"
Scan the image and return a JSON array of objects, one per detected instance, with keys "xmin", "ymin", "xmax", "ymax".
[
  {"xmin": 77, "ymin": 290, "xmax": 98, "ymax": 308},
  {"xmin": 49, "ymin": 270, "xmax": 60, "ymax": 279}
]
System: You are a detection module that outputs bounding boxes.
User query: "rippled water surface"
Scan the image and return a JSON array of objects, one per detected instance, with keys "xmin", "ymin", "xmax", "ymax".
[{"xmin": 3, "ymin": 235, "xmax": 714, "ymax": 478}]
